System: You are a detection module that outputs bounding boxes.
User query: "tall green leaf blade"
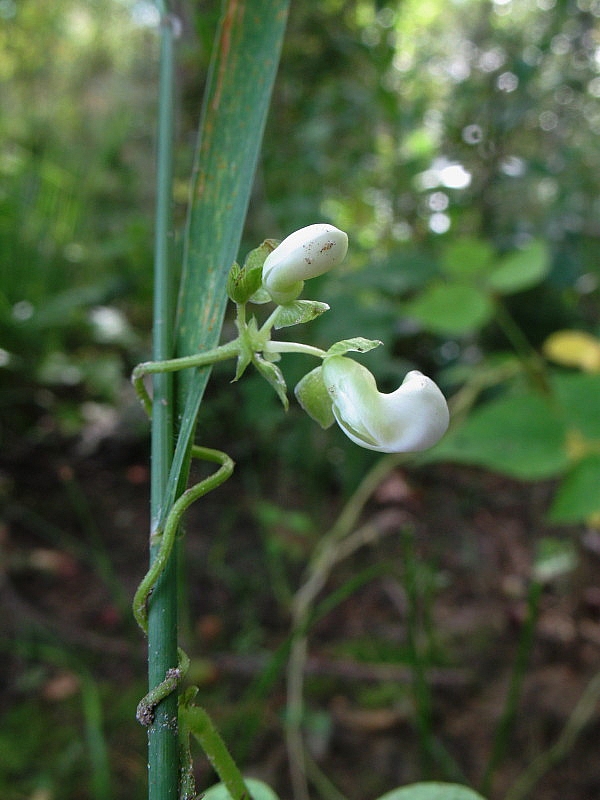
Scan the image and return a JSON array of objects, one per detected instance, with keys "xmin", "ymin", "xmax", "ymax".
[
  {"xmin": 160, "ymin": 0, "xmax": 290, "ymax": 523},
  {"xmin": 176, "ymin": 0, "xmax": 290, "ymax": 374}
]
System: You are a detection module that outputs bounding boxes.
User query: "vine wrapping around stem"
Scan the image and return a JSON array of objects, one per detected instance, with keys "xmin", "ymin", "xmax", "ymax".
[
  {"xmin": 133, "ymin": 445, "xmax": 232, "ymax": 729},
  {"xmin": 133, "ymin": 445, "xmax": 234, "ymax": 633}
]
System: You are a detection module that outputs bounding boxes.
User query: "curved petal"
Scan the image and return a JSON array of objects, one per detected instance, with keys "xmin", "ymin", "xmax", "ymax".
[{"xmin": 322, "ymin": 357, "xmax": 449, "ymax": 453}]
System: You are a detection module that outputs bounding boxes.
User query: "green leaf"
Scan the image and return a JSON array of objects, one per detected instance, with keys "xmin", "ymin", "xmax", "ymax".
[
  {"xmin": 552, "ymin": 372, "xmax": 600, "ymax": 442},
  {"xmin": 549, "ymin": 454, "xmax": 600, "ymax": 523},
  {"xmin": 326, "ymin": 337, "xmax": 383, "ymax": 357},
  {"xmin": 253, "ymin": 354, "xmax": 289, "ymax": 409},
  {"xmin": 377, "ymin": 782, "xmax": 487, "ymax": 800},
  {"xmin": 441, "ymin": 237, "xmax": 495, "ymax": 280},
  {"xmin": 203, "ymin": 778, "xmax": 281, "ymax": 800},
  {"xmin": 294, "ymin": 366, "xmax": 335, "ymax": 428},
  {"xmin": 405, "ymin": 283, "xmax": 493, "ymax": 336},
  {"xmin": 430, "ymin": 393, "xmax": 569, "ymax": 479},
  {"xmin": 487, "ymin": 240, "xmax": 549, "ymax": 294},
  {"xmin": 272, "ymin": 300, "xmax": 330, "ymax": 329}
]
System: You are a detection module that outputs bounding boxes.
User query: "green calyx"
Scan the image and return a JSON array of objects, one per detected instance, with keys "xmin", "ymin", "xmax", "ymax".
[{"xmin": 226, "ymin": 239, "xmax": 278, "ymax": 304}]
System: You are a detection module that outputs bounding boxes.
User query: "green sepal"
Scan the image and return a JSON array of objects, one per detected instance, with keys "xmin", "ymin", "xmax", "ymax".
[
  {"xmin": 294, "ymin": 365, "xmax": 335, "ymax": 429},
  {"xmin": 227, "ymin": 239, "xmax": 279, "ymax": 304},
  {"xmin": 246, "ymin": 239, "xmax": 279, "ymax": 304},
  {"xmin": 272, "ymin": 300, "xmax": 330, "ymax": 329},
  {"xmin": 234, "ymin": 316, "xmax": 259, "ymax": 380},
  {"xmin": 253, "ymin": 354, "xmax": 289, "ymax": 409},
  {"xmin": 203, "ymin": 778, "xmax": 282, "ymax": 800},
  {"xmin": 248, "ymin": 286, "xmax": 273, "ymax": 304},
  {"xmin": 234, "ymin": 349, "xmax": 252, "ymax": 381},
  {"xmin": 326, "ymin": 337, "xmax": 383, "ymax": 357},
  {"xmin": 245, "ymin": 238, "xmax": 278, "ymax": 270}
]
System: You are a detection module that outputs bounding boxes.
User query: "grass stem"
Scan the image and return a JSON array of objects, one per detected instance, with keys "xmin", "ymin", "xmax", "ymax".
[{"xmin": 147, "ymin": 6, "xmax": 179, "ymax": 799}]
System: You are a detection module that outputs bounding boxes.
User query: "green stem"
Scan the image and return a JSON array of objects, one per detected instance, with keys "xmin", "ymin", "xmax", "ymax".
[
  {"xmin": 184, "ymin": 706, "xmax": 250, "ymax": 800},
  {"xmin": 493, "ymin": 298, "xmax": 549, "ymax": 392},
  {"xmin": 133, "ymin": 340, "xmax": 241, "ymax": 416},
  {"xmin": 264, "ymin": 341, "xmax": 327, "ymax": 358},
  {"xmin": 147, "ymin": 5, "xmax": 178, "ymax": 799},
  {"xmin": 480, "ymin": 580, "xmax": 542, "ymax": 796},
  {"xmin": 258, "ymin": 307, "xmax": 280, "ymax": 335},
  {"xmin": 504, "ymin": 668, "xmax": 600, "ymax": 800},
  {"xmin": 402, "ymin": 531, "xmax": 434, "ymax": 777}
]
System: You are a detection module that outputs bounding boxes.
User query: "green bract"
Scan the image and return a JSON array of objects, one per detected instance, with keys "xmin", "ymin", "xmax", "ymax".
[
  {"xmin": 321, "ymin": 356, "xmax": 450, "ymax": 453},
  {"xmin": 262, "ymin": 223, "xmax": 348, "ymax": 304}
]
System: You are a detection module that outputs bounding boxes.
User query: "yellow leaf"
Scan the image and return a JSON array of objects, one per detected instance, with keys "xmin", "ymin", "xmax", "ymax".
[{"xmin": 543, "ymin": 330, "xmax": 600, "ymax": 372}]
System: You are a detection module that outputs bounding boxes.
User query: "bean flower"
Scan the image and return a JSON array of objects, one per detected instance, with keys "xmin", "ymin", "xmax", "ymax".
[
  {"xmin": 321, "ymin": 356, "xmax": 449, "ymax": 453},
  {"xmin": 262, "ymin": 223, "xmax": 348, "ymax": 304}
]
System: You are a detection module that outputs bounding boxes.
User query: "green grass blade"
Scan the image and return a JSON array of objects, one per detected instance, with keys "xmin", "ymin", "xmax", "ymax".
[{"xmin": 161, "ymin": 0, "xmax": 290, "ymax": 524}]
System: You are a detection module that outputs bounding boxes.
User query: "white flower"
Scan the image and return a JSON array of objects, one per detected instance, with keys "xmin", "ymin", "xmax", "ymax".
[
  {"xmin": 262, "ymin": 223, "xmax": 348, "ymax": 304},
  {"xmin": 321, "ymin": 356, "xmax": 449, "ymax": 453}
]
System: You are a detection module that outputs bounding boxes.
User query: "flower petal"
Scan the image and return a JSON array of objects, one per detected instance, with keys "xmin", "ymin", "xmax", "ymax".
[
  {"xmin": 262, "ymin": 224, "xmax": 348, "ymax": 304},
  {"xmin": 322, "ymin": 357, "xmax": 449, "ymax": 453}
]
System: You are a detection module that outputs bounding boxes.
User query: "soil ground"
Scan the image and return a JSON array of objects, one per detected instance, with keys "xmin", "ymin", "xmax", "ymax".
[{"xmin": 2, "ymin": 419, "xmax": 600, "ymax": 800}]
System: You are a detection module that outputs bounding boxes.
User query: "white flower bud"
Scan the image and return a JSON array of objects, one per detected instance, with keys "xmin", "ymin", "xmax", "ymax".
[
  {"xmin": 262, "ymin": 224, "xmax": 348, "ymax": 304},
  {"xmin": 321, "ymin": 356, "xmax": 450, "ymax": 453}
]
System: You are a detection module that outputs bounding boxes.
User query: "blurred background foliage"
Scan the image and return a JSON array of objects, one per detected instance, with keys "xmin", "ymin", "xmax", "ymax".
[
  {"xmin": 3, "ymin": 0, "xmax": 600, "ymax": 798},
  {"xmin": 3, "ymin": 0, "xmax": 600, "ymax": 486}
]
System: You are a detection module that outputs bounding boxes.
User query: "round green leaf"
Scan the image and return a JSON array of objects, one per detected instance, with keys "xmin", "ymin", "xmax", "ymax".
[
  {"xmin": 487, "ymin": 240, "xmax": 549, "ymax": 294},
  {"xmin": 441, "ymin": 237, "xmax": 495, "ymax": 280},
  {"xmin": 405, "ymin": 283, "xmax": 493, "ymax": 336},
  {"xmin": 549, "ymin": 454, "xmax": 600, "ymax": 523},
  {"xmin": 203, "ymin": 778, "xmax": 281, "ymax": 800},
  {"xmin": 377, "ymin": 782, "xmax": 487, "ymax": 800},
  {"xmin": 430, "ymin": 393, "xmax": 569, "ymax": 479},
  {"xmin": 551, "ymin": 372, "xmax": 600, "ymax": 442}
]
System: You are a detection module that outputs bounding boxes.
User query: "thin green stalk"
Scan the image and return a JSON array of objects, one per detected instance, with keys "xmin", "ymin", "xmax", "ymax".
[
  {"xmin": 185, "ymin": 706, "xmax": 248, "ymax": 800},
  {"xmin": 480, "ymin": 579, "xmax": 542, "ymax": 797},
  {"xmin": 402, "ymin": 532, "xmax": 434, "ymax": 778},
  {"xmin": 147, "ymin": 4, "xmax": 178, "ymax": 799},
  {"xmin": 504, "ymin": 668, "xmax": 600, "ymax": 800},
  {"xmin": 81, "ymin": 674, "xmax": 112, "ymax": 800},
  {"xmin": 264, "ymin": 341, "xmax": 327, "ymax": 358},
  {"xmin": 493, "ymin": 298, "xmax": 549, "ymax": 393}
]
